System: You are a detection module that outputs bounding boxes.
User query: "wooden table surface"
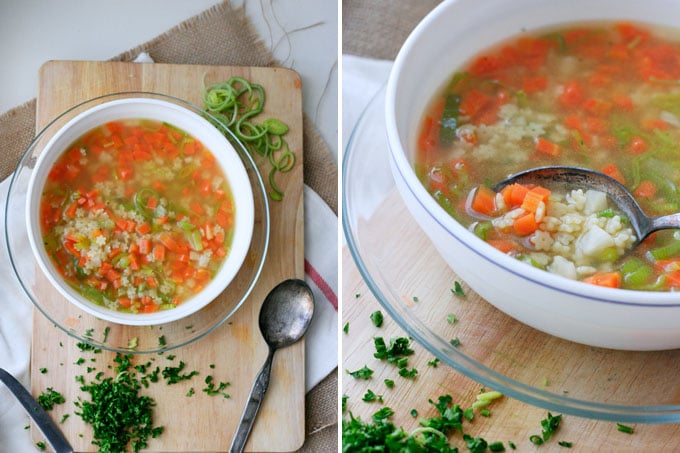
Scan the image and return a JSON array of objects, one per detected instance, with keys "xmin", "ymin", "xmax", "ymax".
[{"xmin": 342, "ymin": 247, "xmax": 680, "ymax": 451}]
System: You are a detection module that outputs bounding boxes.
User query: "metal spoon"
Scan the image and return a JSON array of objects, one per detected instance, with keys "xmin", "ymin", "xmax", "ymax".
[
  {"xmin": 494, "ymin": 165, "xmax": 680, "ymax": 245},
  {"xmin": 229, "ymin": 279, "xmax": 315, "ymax": 453}
]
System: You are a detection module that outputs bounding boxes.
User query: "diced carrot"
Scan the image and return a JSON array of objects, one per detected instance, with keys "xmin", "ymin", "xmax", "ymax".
[
  {"xmin": 141, "ymin": 303, "xmax": 159, "ymax": 314},
  {"xmin": 521, "ymin": 187, "xmax": 551, "ymax": 213},
  {"xmin": 534, "ymin": 137, "xmax": 561, "ymax": 157},
  {"xmin": 118, "ymin": 166, "xmax": 133, "ymax": 180},
  {"xmin": 200, "ymin": 179, "xmax": 212, "ymax": 196},
  {"xmin": 583, "ymin": 98, "xmax": 613, "ymax": 117},
  {"xmin": 634, "ymin": 180, "xmax": 657, "ymax": 199},
  {"xmin": 158, "ymin": 233, "xmax": 179, "ymax": 252},
  {"xmin": 418, "ymin": 106, "xmax": 443, "ymax": 161},
  {"xmin": 585, "ymin": 117, "xmax": 607, "ymax": 134},
  {"xmin": 469, "ymin": 55, "xmax": 502, "ymax": 76},
  {"xmin": 136, "ymin": 223, "xmax": 151, "ymax": 234},
  {"xmin": 153, "ymin": 244, "xmax": 166, "ymax": 261},
  {"xmin": 601, "ymin": 164, "xmax": 625, "ymax": 184},
  {"xmin": 501, "ymin": 183, "xmax": 530, "ymax": 208},
  {"xmin": 513, "ymin": 212, "xmax": 539, "ymax": 236},
  {"xmin": 558, "ymin": 81, "xmax": 584, "ymax": 109},
  {"xmin": 470, "ymin": 185, "xmax": 497, "ymax": 216},
  {"xmin": 486, "ymin": 239, "xmax": 519, "ymax": 254},
  {"xmin": 641, "ymin": 118, "xmax": 669, "ymax": 131},
  {"xmin": 582, "ymin": 271, "xmax": 622, "ymax": 288},
  {"xmin": 104, "ymin": 269, "xmax": 121, "ymax": 283},
  {"xmin": 654, "ymin": 259, "xmax": 680, "ymax": 273},
  {"xmin": 190, "ymin": 201, "xmax": 205, "ymax": 215},
  {"xmin": 665, "ymin": 270, "xmax": 680, "ymax": 288},
  {"xmin": 459, "ymin": 90, "xmax": 492, "ymax": 117},
  {"xmin": 117, "ymin": 297, "xmax": 132, "ymax": 308},
  {"xmin": 129, "ymin": 253, "xmax": 140, "ymax": 271},
  {"xmin": 563, "ymin": 114, "xmax": 581, "ymax": 130},
  {"xmin": 522, "ymin": 76, "xmax": 548, "ymax": 94},
  {"xmin": 146, "ymin": 197, "xmax": 158, "ymax": 209},
  {"xmin": 64, "ymin": 202, "xmax": 78, "ymax": 219},
  {"xmin": 628, "ymin": 136, "xmax": 647, "ymax": 154},
  {"xmin": 612, "ymin": 94, "xmax": 633, "ymax": 111},
  {"xmin": 616, "ymin": 22, "xmax": 649, "ymax": 44},
  {"xmin": 139, "ymin": 238, "xmax": 152, "ymax": 255}
]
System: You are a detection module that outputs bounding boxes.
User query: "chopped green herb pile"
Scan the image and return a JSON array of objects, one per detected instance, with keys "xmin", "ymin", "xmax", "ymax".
[
  {"xmin": 529, "ymin": 412, "xmax": 565, "ymax": 446},
  {"xmin": 343, "ymin": 393, "xmax": 509, "ymax": 452},
  {"xmin": 37, "ymin": 388, "xmax": 65, "ymax": 411},
  {"xmin": 374, "ymin": 336, "xmax": 418, "ymax": 379},
  {"xmin": 202, "ymin": 375, "xmax": 231, "ymax": 398},
  {"xmin": 161, "ymin": 361, "xmax": 199, "ymax": 384},
  {"xmin": 75, "ymin": 354, "xmax": 164, "ymax": 453}
]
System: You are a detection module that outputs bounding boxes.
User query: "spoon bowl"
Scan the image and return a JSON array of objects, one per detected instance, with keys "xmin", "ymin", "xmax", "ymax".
[
  {"xmin": 259, "ymin": 279, "xmax": 315, "ymax": 349},
  {"xmin": 230, "ymin": 279, "xmax": 314, "ymax": 453},
  {"xmin": 494, "ymin": 165, "xmax": 680, "ymax": 245}
]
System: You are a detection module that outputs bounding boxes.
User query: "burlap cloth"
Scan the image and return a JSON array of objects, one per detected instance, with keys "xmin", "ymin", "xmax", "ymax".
[
  {"xmin": 0, "ymin": 1, "xmax": 337, "ymax": 451},
  {"xmin": 342, "ymin": 0, "xmax": 442, "ymax": 60}
]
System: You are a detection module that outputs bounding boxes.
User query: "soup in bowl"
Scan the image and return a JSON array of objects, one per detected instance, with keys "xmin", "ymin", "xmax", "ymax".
[
  {"xmin": 386, "ymin": 0, "xmax": 680, "ymax": 350},
  {"xmin": 26, "ymin": 98, "xmax": 254, "ymax": 326}
]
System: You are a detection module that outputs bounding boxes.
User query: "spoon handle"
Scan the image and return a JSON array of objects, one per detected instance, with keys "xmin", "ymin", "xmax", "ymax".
[
  {"xmin": 229, "ymin": 347, "xmax": 275, "ymax": 453},
  {"xmin": 650, "ymin": 213, "xmax": 680, "ymax": 233}
]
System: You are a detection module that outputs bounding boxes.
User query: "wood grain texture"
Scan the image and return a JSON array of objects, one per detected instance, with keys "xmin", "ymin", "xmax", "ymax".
[
  {"xmin": 342, "ymin": 188, "xmax": 680, "ymax": 451},
  {"xmin": 31, "ymin": 61, "xmax": 305, "ymax": 452}
]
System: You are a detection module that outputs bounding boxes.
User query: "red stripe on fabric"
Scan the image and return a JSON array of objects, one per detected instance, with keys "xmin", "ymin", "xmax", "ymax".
[{"xmin": 304, "ymin": 259, "xmax": 338, "ymax": 311}]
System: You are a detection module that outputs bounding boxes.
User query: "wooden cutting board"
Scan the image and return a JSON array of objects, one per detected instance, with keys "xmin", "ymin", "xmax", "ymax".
[
  {"xmin": 31, "ymin": 61, "xmax": 305, "ymax": 452},
  {"xmin": 342, "ymin": 189, "xmax": 680, "ymax": 451}
]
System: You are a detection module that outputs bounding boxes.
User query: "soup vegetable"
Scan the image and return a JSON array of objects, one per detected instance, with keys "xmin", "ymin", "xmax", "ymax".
[
  {"xmin": 40, "ymin": 119, "xmax": 235, "ymax": 313},
  {"xmin": 416, "ymin": 21, "xmax": 680, "ymax": 290}
]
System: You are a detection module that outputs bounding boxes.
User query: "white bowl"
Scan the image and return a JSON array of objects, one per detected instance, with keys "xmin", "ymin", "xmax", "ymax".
[
  {"xmin": 26, "ymin": 98, "xmax": 254, "ymax": 326},
  {"xmin": 386, "ymin": 0, "xmax": 680, "ymax": 350}
]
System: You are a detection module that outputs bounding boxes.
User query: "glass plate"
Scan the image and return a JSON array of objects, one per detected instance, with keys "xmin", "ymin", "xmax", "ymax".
[
  {"xmin": 5, "ymin": 92, "xmax": 269, "ymax": 353},
  {"xmin": 343, "ymin": 86, "xmax": 680, "ymax": 423}
]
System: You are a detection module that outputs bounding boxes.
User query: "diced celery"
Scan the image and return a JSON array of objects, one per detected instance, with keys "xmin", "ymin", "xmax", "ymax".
[
  {"xmin": 649, "ymin": 240, "xmax": 680, "ymax": 261},
  {"xmin": 473, "ymin": 221, "xmax": 492, "ymax": 240}
]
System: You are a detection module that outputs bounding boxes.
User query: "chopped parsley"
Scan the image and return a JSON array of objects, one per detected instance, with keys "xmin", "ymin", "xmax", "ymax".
[
  {"xmin": 362, "ymin": 389, "xmax": 383, "ymax": 403},
  {"xmin": 427, "ymin": 357, "xmax": 440, "ymax": 367},
  {"xmin": 37, "ymin": 388, "xmax": 65, "ymax": 411},
  {"xmin": 370, "ymin": 310, "xmax": 384, "ymax": 327},
  {"xmin": 161, "ymin": 361, "xmax": 199, "ymax": 384},
  {"xmin": 447, "ymin": 313, "xmax": 458, "ymax": 324},
  {"xmin": 343, "ymin": 322, "xmax": 349, "ymax": 334},
  {"xmin": 616, "ymin": 422, "xmax": 634, "ymax": 434},
  {"xmin": 39, "ymin": 367, "xmax": 47, "ymax": 374},
  {"xmin": 451, "ymin": 281, "xmax": 466, "ymax": 297},
  {"xmin": 384, "ymin": 379, "xmax": 394, "ymax": 388},
  {"xmin": 202, "ymin": 375, "xmax": 230, "ymax": 398},
  {"xmin": 75, "ymin": 353, "xmax": 164, "ymax": 453},
  {"xmin": 347, "ymin": 365, "xmax": 374, "ymax": 380},
  {"xmin": 529, "ymin": 412, "xmax": 566, "ymax": 446}
]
